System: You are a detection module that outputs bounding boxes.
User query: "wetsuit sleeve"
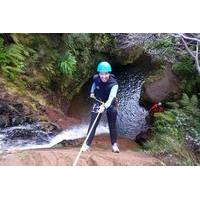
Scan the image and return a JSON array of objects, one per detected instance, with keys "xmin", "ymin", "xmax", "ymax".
[
  {"xmin": 104, "ymin": 85, "xmax": 119, "ymax": 109},
  {"xmin": 90, "ymin": 82, "xmax": 96, "ymax": 93}
]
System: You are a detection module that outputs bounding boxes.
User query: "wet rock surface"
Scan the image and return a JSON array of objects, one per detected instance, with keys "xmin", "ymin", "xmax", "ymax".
[
  {"xmin": 0, "ymin": 78, "xmax": 79, "ymax": 150},
  {"xmin": 0, "ymin": 99, "xmax": 34, "ymax": 128}
]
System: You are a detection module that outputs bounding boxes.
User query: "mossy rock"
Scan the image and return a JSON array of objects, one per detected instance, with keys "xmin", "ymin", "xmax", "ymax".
[
  {"xmin": 140, "ymin": 64, "xmax": 181, "ymax": 106},
  {"xmin": 112, "ymin": 45, "xmax": 144, "ymax": 66}
]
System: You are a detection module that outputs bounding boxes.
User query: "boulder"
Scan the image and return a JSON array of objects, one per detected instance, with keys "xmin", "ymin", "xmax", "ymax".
[
  {"xmin": 0, "ymin": 114, "xmax": 10, "ymax": 128},
  {"xmin": 112, "ymin": 45, "xmax": 144, "ymax": 66},
  {"xmin": 140, "ymin": 64, "xmax": 181, "ymax": 105}
]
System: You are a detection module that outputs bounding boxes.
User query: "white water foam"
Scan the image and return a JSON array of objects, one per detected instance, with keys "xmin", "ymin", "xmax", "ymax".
[{"xmin": 17, "ymin": 123, "xmax": 109, "ymax": 151}]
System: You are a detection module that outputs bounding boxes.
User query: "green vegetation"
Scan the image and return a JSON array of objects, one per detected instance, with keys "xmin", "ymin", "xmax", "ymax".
[
  {"xmin": 144, "ymin": 34, "xmax": 176, "ymax": 63},
  {"xmin": 0, "ymin": 34, "xmax": 112, "ymax": 106},
  {"xmin": 140, "ymin": 34, "xmax": 200, "ymax": 165},
  {"xmin": 0, "ymin": 36, "xmax": 35, "ymax": 80},
  {"xmin": 144, "ymin": 93, "xmax": 200, "ymax": 165},
  {"xmin": 1, "ymin": 33, "xmax": 200, "ymax": 166},
  {"xmin": 58, "ymin": 52, "xmax": 76, "ymax": 75},
  {"xmin": 147, "ymin": 35, "xmax": 174, "ymax": 49},
  {"xmin": 172, "ymin": 56, "xmax": 200, "ymax": 95},
  {"xmin": 144, "ymin": 66, "xmax": 165, "ymax": 85}
]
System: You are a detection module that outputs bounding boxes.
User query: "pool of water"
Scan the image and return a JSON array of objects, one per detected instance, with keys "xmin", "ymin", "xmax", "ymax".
[{"xmin": 68, "ymin": 64, "xmax": 150, "ymax": 139}]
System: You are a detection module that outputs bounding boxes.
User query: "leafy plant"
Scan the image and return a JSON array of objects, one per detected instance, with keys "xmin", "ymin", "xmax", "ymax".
[
  {"xmin": 3, "ymin": 46, "xmax": 25, "ymax": 79},
  {"xmin": 172, "ymin": 56, "xmax": 195, "ymax": 78},
  {"xmin": 172, "ymin": 55, "xmax": 200, "ymax": 95},
  {"xmin": 58, "ymin": 52, "xmax": 76, "ymax": 76},
  {"xmin": 144, "ymin": 34, "xmax": 177, "ymax": 63},
  {"xmin": 64, "ymin": 33, "xmax": 91, "ymax": 55},
  {"xmin": 145, "ymin": 93, "xmax": 200, "ymax": 165},
  {"xmin": 0, "ymin": 37, "xmax": 7, "ymax": 64},
  {"xmin": 150, "ymin": 36, "xmax": 174, "ymax": 49},
  {"xmin": 0, "ymin": 37, "xmax": 32, "ymax": 80}
]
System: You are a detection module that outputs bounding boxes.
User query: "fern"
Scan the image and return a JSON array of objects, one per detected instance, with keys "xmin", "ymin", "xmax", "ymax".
[
  {"xmin": 58, "ymin": 52, "xmax": 76, "ymax": 76},
  {"xmin": 190, "ymin": 95, "xmax": 199, "ymax": 108},
  {"xmin": 172, "ymin": 56, "xmax": 199, "ymax": 95},
  {"xmin": 0, "ymin": 37, "xmax": 7, "ymax": 64},
  {"xmin": 0, "ymin": 37, "xmax": 31, "ymax": 80},
  {"xmin": 64, "ymin": 34, "xmax": 91, "ymax": 54},
  {"xmin": 6, "ymin": 44, "xmax": 27, "ymax": 69},
  {"xmin": 146, "ymin": 93, "xmax": 200, "ymax": 164},
  {"xmin": 1, "ymin": 66, "xmax": 23, "ymax": 80},
  {"xmin": 180, "ymin": 93, "xmax": 190, "ymax": 107},
  {"xmin": 172, "ymin": 56, "xmax": 195, "ymax": 78}
]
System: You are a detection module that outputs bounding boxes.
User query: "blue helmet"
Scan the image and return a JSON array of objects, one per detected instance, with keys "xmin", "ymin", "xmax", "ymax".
[{"xmin": 97, "ymin": 61, "xmax": 112, "ymax": 73}]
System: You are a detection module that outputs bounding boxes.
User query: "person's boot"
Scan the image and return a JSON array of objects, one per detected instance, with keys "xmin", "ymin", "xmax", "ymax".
[
  {"xmin": 112, "ymin": 143, "xmax": 120, "ymax": 153},
  {"xmin": 82, "ymin": 143, "xmax": 90, "ymax": 152}
]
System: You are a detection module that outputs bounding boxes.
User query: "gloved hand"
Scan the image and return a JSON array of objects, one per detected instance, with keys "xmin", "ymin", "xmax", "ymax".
[
  {"xmin": 98, "ymin": 104, "xmax": 105, "ymax": 113},
  {"xmin": 90, "ymin": 93, "xmax": 95, "ymax": 99}
]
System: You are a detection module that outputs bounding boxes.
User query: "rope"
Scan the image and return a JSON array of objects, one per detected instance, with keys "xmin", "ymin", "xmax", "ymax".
[{"xmin": 72, "ymin": 111, "xmax": 101, "ymax": 166}]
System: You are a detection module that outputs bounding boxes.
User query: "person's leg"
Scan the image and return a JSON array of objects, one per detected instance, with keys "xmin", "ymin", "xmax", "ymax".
[
  {"xmin": 86, "ymin": 104, "xmax": 102, "ymax": 146},
  {"xmin": 106, "ymin": 106, "xmax": 118, "ymax": 145}
]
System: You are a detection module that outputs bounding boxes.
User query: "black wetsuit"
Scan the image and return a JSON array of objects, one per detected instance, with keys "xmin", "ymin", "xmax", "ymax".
[{"xmin": 86, "ymin": 74, "xmax": 118, "ymax": 146}]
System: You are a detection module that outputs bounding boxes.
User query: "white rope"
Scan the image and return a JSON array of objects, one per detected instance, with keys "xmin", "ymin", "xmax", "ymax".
[{"xmin": 72, "ymin": 111, "xmax": 101, "ymax": 166}]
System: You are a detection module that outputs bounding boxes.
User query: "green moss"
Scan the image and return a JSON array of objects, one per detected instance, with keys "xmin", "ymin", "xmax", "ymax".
[
  {"xmin": 37, "ymin": 114, "xmax": 49, "ymax": 122},
  {"xmin": 112, "ymin": 45, "xmax": 144, "ymax": 66},
  {"xmin": 91, "ymin": 33, "xmax": 114, "ymax": 53},
  {"xmin": 172, "ymin": 56, "xmax": 200, "ymax": 95},
  {"xmin": 144, "ymin": 65, "xmax": 165, "ymax": 85},
  {"xmin": 172, "ymin": 56, "xmax": 195, "ymax": 77}
]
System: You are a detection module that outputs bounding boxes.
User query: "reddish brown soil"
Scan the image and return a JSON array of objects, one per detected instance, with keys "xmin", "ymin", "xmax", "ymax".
[{"xmin": 0, "ymin": 135, "xmax": 164, "ymax": 166}]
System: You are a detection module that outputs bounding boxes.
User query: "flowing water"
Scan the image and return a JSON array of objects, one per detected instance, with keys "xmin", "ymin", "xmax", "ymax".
[
  {"xmin": 0, "ymin": 122, "xmax": 109, "ymax": 152},
  {"xmin": 0, "ymin": 64, "xmax": 150, "ymax": 152}
]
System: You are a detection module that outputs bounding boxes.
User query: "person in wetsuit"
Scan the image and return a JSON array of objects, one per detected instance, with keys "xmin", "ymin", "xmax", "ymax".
[{"xmin": 82, "ymin": 61, "xmax": 120, "ymax": 153}]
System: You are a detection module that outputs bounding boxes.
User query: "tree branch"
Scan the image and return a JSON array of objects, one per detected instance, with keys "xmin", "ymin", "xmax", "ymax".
[
  {"xmin": 178, "ymin": 33, "xmax": 200, "ymax": 43},
  {"xmin": 181, "ymin": 37, "xmax": 196, "ymax": 59},
  {"xmin": 170, "ymin": 33, "xmax": 200, "ymax": 75},
  {"xmin": 195, "ymin": 41, "xmax": 200, "ymax": 74}
]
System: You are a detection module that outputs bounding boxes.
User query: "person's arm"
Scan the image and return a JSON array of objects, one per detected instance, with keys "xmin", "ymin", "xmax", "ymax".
[
  {"xmin": 90, "ymin": 82, "xmax": 96, "ymax": 93},
  {"xmin": 90, "ymin": 82, "xmax": 96, "ymax": 98},
  {"xmin": 104, "ymin": 85, "xmax": 119, "ymax": 109}
]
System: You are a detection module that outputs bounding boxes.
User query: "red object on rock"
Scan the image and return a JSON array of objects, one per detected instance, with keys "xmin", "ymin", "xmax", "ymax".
[{"xmin": 149, "ymin": 102, "xmax": 164, "ymax": 114}]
